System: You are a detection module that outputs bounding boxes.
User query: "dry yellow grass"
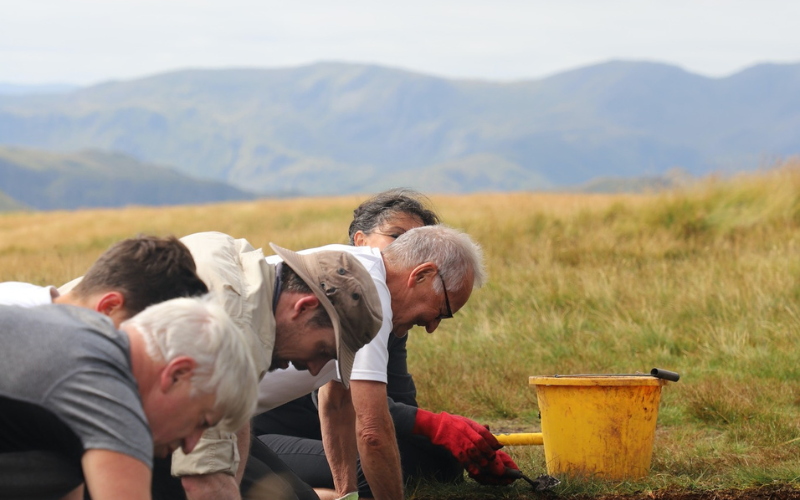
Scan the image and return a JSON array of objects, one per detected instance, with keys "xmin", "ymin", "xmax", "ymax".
[{"xmin": 0, "ymin": 191, "xmax": 638, "ymax": 285}]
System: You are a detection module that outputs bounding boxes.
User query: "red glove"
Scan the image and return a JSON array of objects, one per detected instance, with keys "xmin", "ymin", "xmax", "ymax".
[
  {"xmin": 412, "ymin": 409, "xmax": 503, "ymax": 476},
  {"xmin": 468, "ymin": 450, "xmax": 520, "ymax": 486}
]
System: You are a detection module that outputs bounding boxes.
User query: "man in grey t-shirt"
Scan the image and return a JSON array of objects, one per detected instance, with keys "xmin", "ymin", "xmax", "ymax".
[{"xmin": 0, "ymin": 296, "xmax": 259, "ymax": 500}]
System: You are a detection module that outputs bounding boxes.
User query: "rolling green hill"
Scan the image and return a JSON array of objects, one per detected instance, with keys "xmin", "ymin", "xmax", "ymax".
[
  {"xmin": 0, "ymin": 147, "xmax": 257, "ymax": 210},
  {"xmin": 0, "ymin": 61, "xmax": 798, "ymax": 195}
]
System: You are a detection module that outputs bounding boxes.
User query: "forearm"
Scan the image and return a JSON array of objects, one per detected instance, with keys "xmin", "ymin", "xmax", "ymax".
[
  {"xmin": 82, "ymin": 450, "xmax": 151, "ymax": 500},
  {"xmin": 60, "ymin": 484, "xmax": 84, "ymax": 500},
  {"xmin": 351, "ymin": 381, "xmax": 403, "ymax": 500},
  {"xmin": 319, "ymin": 381, "xmax": 359, "ymax": 496},
  {"xmin": 356, "ymin": 419, "xmax": 403, "ymax": 500},
  {"xmin": 182, "ymin": 474, "xmax": 239, "ymax": 500}
]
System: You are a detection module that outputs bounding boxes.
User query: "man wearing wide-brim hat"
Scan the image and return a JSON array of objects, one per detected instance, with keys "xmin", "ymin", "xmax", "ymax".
[{"xmin": 148, "ymin": 232, "xmax": 378, "ymax": 497}]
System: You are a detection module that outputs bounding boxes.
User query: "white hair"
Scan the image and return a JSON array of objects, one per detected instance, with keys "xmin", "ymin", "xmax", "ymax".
[
  {"xmin": 381, "ymin": 225, "xmax": 486, "ymax": 293},
  {"xmin": 122, "ymin": 294, "xmax": 258, "ymax": 432}
]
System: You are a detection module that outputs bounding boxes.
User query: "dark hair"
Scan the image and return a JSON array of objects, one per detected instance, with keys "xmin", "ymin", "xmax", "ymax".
[
  {"xmin": 279, "ymin": 263, "xmax": 333, "ymax": 330},
  {"xmin": 72, "ymin": 235, "xmax": 208, "ymax": 316},
  {"xmin": 347, "ymin": 188, "xmax": 440, "ymax": 245}
]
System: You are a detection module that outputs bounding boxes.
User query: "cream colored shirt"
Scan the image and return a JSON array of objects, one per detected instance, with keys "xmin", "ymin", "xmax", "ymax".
[{"xmin": 172, "ymin": 231, "xmax": 276, "ymax": 476}]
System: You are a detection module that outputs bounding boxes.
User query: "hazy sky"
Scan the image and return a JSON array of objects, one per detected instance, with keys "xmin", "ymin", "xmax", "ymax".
[{"xmin": 1, "ymin": 0, "xmax": 799, "ymax": 85}]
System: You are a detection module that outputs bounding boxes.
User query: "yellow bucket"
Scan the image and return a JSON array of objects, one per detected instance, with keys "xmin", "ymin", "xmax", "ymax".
[{"xmin": 529, "ymin": 375, "xmax": 668, "ymax": 480}]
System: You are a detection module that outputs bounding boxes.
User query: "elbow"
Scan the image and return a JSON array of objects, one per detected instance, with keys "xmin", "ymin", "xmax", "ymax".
[
  {"xmin": 357, "ymin": 416, "xmax": 395, "ymax": 451},
  {"xmin": 357, "ymin": 427, "xmax": 389, "ymax": 451}
]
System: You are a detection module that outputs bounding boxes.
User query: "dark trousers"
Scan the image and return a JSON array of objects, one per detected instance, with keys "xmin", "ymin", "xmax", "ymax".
[
  {"xmin": 250, "ymin": 398, "xmax": 463, "ymax": 499},
  {"xmin": 242, "ymin": 436, "xmax": 320, "ymax": 500},
  {"xmin": 0, "ymin": 451, "xmax": 83, "ymax": 500},
  {"xmin": 151, "ymin": 457, "xmax": 185, "ymax": 500},
  {"xmin": 148, "ymin": 436, "xmax": 319, "ymax": 500},
  {"xmin": 254, "ymin": 433, "xmax": 463, "ymax": 499}
]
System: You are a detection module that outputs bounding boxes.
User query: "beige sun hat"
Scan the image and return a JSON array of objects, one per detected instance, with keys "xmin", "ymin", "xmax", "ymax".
[{"xmin": 269, "ymin": 243, "xmax": 383, "ymax": 388}]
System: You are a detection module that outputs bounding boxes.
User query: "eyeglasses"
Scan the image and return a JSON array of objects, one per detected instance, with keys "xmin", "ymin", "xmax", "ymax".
[
  {"xmin": 436, "ymin": 272, "xmax": 454, "ymax": 320},
  {"xmin": 370, "ymin": 230, "xmax": 402, "ymax": 240}
]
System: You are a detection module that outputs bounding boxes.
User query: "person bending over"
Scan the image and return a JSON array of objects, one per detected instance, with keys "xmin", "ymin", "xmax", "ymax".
[
  {"xmin": 115, "ymin": 234, "xmax": 384, "ymax": 500},
  {"xmin": 0, "ymin": 234, "xmax": 208, "ymax": 326},
  {"xmin": 0, "ymin": 295, "xmax": 258, "ymax": 500},
  {"xmin": 251, "ymin": 189, "xmax": 518, "ymax": 500}
]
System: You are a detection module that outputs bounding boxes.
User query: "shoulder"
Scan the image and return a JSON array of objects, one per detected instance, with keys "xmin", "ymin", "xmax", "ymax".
[
  {"xmin": 181, "ymin": 232, "xmax": 265, "ymax": 284},
  {"xmin": 266, "ymin": 244, "xmax": 387, "ymax": 286},
  {"xmin": 0, "ymin": 305, "xmax": 147, "ymax": 464},
  {"xmin": 181, "ymin": 231, "xmax": 258, "ymax": 258},
  {"xmin": 321, "ymin": 245, "xmax": 384, "ymax": 272},
  {"xmin": 1, "ymin": 305, "xmax": 126, "ymax": 375},
  {"xmin": 0, "ymin": 282, "xmax": 57, "ymax": 307}
]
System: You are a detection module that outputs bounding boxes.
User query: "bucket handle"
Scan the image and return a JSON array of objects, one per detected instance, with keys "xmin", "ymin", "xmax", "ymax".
[{"xmin": 650, "ymin": 368, "xmax": 680, "ymax": 382}]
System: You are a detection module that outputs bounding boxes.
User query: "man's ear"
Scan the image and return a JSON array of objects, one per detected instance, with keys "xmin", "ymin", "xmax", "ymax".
[
  {"xmin": 95, "ymin": 292, "xmax": 125, "ymax": 317},
  {"xmin": 353, "ymin": 231, "xmax": 367, "ymax": 247},
  {"xmin": 160, "ymin": 356, "xmax": 197, "ymax": 393},
  {"xmin": 407, "ymin": 262, "xmax": 438, "ymax": 288},
  {"xmin": 292, "ymin": 294, "xmax": 321, "ymax": 320}
]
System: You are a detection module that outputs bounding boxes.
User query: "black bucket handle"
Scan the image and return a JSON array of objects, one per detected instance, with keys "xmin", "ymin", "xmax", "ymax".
[{"xmin": 651, "ymin": 368, "xmax": 680, "ymax": 382}]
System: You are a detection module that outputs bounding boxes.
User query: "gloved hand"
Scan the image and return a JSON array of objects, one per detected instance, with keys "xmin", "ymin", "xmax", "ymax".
[
  {"xmin": 468, "ymin": 451, "xmax": 520, "ymax": 486},
  {"xmin": 412, "ymin": 409, "xmax": 503, "ymax": 475}
]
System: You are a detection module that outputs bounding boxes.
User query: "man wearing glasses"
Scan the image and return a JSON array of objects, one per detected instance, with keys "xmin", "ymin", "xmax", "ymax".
[{"xmin": 244, "ymin": 225, "xmax": 493, "ymax": 500}]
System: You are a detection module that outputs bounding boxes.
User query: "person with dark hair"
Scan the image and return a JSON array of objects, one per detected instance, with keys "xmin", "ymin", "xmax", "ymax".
[
  {"xmin": 70, "ymin": 234, "xmax": 209, "ymax": 317},
  {"xmin": 249, "ymin": 189, "xmax": 518, "ymax": 500},
  {"xmin": 346, "ymin": 188, "xmax": 440, "ymax": 246},
  {"xmin": 0, "ymin": 235, "xmax": 208, "ymax": 326}
]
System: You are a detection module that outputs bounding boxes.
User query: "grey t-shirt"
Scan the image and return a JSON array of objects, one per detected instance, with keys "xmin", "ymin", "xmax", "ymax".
[{"xmin": 0, "ymin": 304, "xmax": 153, "ymax": 468}]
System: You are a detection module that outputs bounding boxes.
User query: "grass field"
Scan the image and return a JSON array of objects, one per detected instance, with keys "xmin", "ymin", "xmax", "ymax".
[{"xmin": 2, "ymin": 162, "xmax": 800, "ymax": 498}]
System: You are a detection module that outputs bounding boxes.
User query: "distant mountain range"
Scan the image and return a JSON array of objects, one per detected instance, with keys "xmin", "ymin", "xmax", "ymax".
[
  {"xmin": 0, "ymin": 147, "xmax": 255, "ymax": 210},
  {"xmin": 0, "ymin": 60, "xmax": 798, "ymax": 204},
  {"xmin": 0, "ymin": 83, "xmax": 80, "ymax": 95}
]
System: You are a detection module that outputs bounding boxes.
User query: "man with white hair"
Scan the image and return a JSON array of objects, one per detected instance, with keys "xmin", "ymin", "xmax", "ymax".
[
  {"xmin": 243, "ymin": 225, "xmax": 491, "ymax": 500},
  {"xmin": 0, "ymin": 295, "xmax": 259, "ymax": 500}
]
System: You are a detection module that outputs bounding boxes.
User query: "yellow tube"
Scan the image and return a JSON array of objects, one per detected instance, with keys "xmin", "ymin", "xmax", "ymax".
[{"xmin": 494, "ymin": 432, "xmax": 544, "ymax": 446}]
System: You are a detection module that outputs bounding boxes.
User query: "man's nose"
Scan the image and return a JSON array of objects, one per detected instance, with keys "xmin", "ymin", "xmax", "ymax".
[
  {"xmin": 182, "ymin": 428, "xmax": 205, "ymax": 454},
  {"xmin": 307, "ymin": 358, "xmax": 328, "ymax": 376},
  {"xmin": 425, "ymin": 318, "xmax": 441, "ymax": 334}
]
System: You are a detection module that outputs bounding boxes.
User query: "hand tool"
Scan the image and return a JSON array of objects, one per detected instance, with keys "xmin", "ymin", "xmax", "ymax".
[{"xmin": 504, "ymin": 468, "xmax": 560, "ymax": 491}]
